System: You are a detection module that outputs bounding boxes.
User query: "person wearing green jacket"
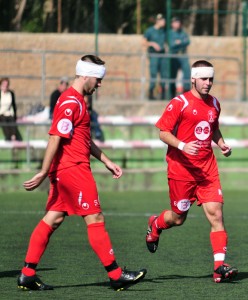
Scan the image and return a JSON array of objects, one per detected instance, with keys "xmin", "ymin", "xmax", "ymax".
[
  {"xmin": 169, "ymin": 17, "xmax": 191, "ymax": 97},
  {"xmin": 143, "ymin": 14, "xmax": 167, "ymax": 100}
]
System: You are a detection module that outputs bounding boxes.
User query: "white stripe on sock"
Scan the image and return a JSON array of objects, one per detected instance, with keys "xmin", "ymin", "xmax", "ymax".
[{"xmin": 214, "ymin": 253, "xmax": 225, "ymax": 261}]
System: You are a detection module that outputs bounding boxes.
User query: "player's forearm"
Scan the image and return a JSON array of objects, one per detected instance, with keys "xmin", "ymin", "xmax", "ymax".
[
  {"xmin": 159, "ymin": 131, "xmax": 183, "ymax": 149},
  {"xmin": 90, "ymin": 139, "xmax": 110, "ymax": 164},
  {"xmin": 212, "ymin": 129, "xmax": 225, "ymax": 147},
  {"xmin": 40, "ymin": 135, "xmax": 61, "ymax": 175}
]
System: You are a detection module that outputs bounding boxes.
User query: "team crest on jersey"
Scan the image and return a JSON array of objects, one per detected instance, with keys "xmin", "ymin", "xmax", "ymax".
[
  {"xmin": 208, "ymin": 110, "xmax": 214, "ymax": 123},
  {"xmin": 194, "ymin": 121, "xmax": 210, "ymax": 140},
  {"xmin": 193, "ymin": 109, "xmax": 197, "ymax": 115},
  {"xmin": 167, "ymin": 104, "xmax": 173, "ymax": 111},
  {"xmin": 57, "ymin": 118, "xmax": 72, "ymax": 134},
  {"xmin": 64, "ymin": 108, "xmax": 72, "ymax": 116}
]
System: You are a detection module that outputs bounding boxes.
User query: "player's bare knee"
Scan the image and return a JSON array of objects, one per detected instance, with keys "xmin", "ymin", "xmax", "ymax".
[
  {"xmin": 84, "ymin": 212, "xmax": 104, "ymax": 225},
  {"xmin": 171, "ymin": 212, "xmax": 187, "ymax": 226},
  {"xmin": 51, "ymin": 216, "xmax": 65, "ymax": 229},
  {"xmin": 174, "ymin": 217, "xmax": 186, "ymax": 226}
]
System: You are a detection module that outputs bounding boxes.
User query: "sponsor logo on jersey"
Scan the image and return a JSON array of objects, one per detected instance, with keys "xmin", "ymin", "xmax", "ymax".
[
  {"xmin": 82, "ymin": 202, "xmax": 89, "ymax": 210},
  {"xmin": 57, "ymin": 118, "xmax": 73, "ymax": 134},
  {"xmin": 176, "ymin": 199, "xmax": 191, "ymax": 212},
  {"xmin": 208, "ymin": 110, "xmax": 214, "ymax": 123},
  {"xmin": 167, "ymin": 104, "xmax": 173, "ymax": 111},
  {"xmin": 194, "ymin": 121, "xmax": 210, "ymax": 140},
  {"xmin": 65, "ymin": 108, "xmax": 72, "ymax": 116}
]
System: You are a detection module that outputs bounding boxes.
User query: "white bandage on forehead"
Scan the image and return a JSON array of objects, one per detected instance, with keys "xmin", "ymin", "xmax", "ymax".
[
  {"xmin": 191, "ymin": 67, "xmax": 214, "ymax": 78},
  {"xmin": 76, "ymin": 60, "xmax": 106, "ymax": 78}
]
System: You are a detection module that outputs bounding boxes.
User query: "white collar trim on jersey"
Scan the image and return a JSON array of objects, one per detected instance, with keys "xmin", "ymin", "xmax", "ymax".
[
  {"xmin": 191, "ymin": 67, "xmax": 214, "ymax": 78},
  {"xmin": 76, "ymin": 60, "xmax": 106, "ymax": 79}
]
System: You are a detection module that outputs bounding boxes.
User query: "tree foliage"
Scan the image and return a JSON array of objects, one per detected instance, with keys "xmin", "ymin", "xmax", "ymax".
[{"xmin": 0, "ymin": 0, "xmax": 244, "ymax": 36}]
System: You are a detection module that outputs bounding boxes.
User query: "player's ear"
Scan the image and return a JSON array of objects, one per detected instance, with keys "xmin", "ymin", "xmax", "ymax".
[{"xmin": 191, "ymin": 78, "xmax": 195, "ymax": 85}]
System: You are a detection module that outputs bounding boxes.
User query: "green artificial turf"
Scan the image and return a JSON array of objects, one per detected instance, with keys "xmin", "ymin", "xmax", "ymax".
[{"xmin": 0, "ymin": 190, "xmax": 247, "ymax": 299}]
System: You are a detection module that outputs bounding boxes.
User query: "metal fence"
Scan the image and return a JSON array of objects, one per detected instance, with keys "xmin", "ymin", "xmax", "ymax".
[{"xmin": 0, "ymin": 49, "xmax": 242, "ymax": 106}]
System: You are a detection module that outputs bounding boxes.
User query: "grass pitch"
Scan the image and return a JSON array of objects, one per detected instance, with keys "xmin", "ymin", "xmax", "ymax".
[{"xmin": 0, "ymin": 190, "xmax": 247, "ymax": 299}]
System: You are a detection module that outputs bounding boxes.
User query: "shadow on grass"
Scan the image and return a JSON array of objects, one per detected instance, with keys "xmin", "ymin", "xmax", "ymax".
[
  {"xmin": 153, "ymin": 272, "xmax": 248, "ymax": 283},
  {"xmin": 0, "ymin": 268, "xmax": 56, "ymax": 278},
  {"xmin": 54, "ymin": 278, "xmax": 154, "ymax": 291}
]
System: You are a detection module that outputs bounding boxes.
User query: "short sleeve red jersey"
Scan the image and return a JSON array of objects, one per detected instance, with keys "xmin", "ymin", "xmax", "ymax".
[
  {"xmin": 48, "ymin": 86, "xmax": 91, "ymax": 173},
  {"xmin": 156, "ymin": 91, "xmax": 221, "ymax": 181}
]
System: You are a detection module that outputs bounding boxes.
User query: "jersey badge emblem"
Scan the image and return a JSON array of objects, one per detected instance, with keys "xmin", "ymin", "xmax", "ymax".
[
  {"xmin": 65, "ymin": 108, "xmax": 72, "ymax": 116},
  {"xmin": 194, "ymin": 121, "xmax": 210, "ymax": 141},
  {"xmin": 208, "ymin": 110, "xmax": 214, "ymax": 123},
  {"xmin": 177, "ymin": 199, "xmax": 191, "ymax": 212},
  {"xmin": 57, "ymin": 118, "xmax": 73, "ymax": 134}
]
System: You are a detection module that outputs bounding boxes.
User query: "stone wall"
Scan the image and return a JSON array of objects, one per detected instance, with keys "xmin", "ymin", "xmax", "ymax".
[{"xmin": 0, "ymin": 33, "xmax": 247, "ymax": 116}]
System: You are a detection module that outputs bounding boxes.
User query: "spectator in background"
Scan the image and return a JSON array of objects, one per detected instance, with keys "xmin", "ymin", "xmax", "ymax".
[
  {"xmin": 169, "ymin": 17, "xmax": 191, "ymax": 97},
  {"xmin": 0, "ymin": 77, "xmax": 22, "ymax": 141},
  {"xmin": 85, "ymin": 95, "xmax": 105, "ymax": 142},
  {"xmin": 143, "ymin": 14, "xmax": 167, "ymax": 100},
  {"xmin": 49, "ymin": 77, "xmax": 69, "ymax": 119}
]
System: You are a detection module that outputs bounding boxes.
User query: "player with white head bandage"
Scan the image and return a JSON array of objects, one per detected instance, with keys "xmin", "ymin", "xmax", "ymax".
[
  {"xmin": 146, "ymin": 60, "xmax": 238, "ymax": 283},
  {"xmin": 18, "ymin": 54, "xmax": 146, "ymax": 291}
]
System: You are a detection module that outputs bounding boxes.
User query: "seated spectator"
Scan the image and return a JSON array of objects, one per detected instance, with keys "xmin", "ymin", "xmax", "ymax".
[
  {"xmin": 49, "ymin": 77, "xmax": 69, "ymax": 119},
  {"xmin": 0, "ymin": 77, "xmax": 22, "ymax": 141},
  {"xmin": 84, "ymin": 95, "xmax": 105, "ymax": 142}
]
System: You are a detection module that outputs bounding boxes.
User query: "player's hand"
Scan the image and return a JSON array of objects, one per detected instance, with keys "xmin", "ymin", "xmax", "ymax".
[
  {"xmin": 23, "ymin": 172, "xmax": 47, "ymax": 191},
  {"xmin": 105, "ymin": 161, "xmax": 123, "ymax": 179},
  {"xmin": 220, "ymin": 143, "xmax": 232, "ymax": 157},
  {"xmin": 183, "ymin": 141, "xmax": 201, "ymax": 155}
]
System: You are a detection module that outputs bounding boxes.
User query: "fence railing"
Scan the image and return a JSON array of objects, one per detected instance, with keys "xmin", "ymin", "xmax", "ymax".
[
  {"xmin": 0, "ymin": 117, "xmax": 248, "ymax": 169},
  {"xmin": 0, "ymin": 49, "xmax": 242, "ymax": 103}
]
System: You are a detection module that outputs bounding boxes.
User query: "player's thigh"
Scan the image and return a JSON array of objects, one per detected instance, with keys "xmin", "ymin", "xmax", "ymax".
[
  {"xmin": 196, "ymin": 177, "xmax": 223, "ymax": 206},
  {"xmin": 168, "ymin": 179, "xmax": 197, "ymax": 215}
]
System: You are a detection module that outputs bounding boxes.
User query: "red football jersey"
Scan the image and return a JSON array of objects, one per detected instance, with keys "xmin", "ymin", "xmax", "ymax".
[
  {"xmin": 156, "ymin": 91, "xmax": 221, "ymax": 181},
  {"xmin": 49, "ymin": 86, "xmax": 91, "ymax": 173}
]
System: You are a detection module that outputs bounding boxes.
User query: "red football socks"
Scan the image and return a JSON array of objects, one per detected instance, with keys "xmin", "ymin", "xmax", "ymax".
[
  {"xmin": 22, "ymin": 220, "xmax": 54, "ymax": 276},
  {"xmin": 154, "ymin": 210, "xmax": 171, "ymax": 235},
  {"xmin": 87, "ymin": 222, "xmax": 122, "ymax": 280},
  {"xmin": 210, "ymin": 230, "xmax": 228, "ymax": 270}
]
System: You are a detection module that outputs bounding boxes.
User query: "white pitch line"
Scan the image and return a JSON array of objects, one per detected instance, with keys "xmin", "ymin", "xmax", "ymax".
[{"xmin": 1, "ymin": 210, "xmax": 248, "ymax": 219}]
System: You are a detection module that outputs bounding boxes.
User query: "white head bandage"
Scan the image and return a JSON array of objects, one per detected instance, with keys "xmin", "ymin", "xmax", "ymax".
[
  {"xmin": 191, "ymin": 67, "xmax": 214, "ymax": 78},
  {"xmin": 76, "ymin": 60, "xmax": 106, "ymax": 79}
]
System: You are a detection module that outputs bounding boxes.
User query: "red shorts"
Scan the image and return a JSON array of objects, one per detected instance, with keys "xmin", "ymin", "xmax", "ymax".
[
  {"xmin": 168, "ymin": 177, "xmax": 224, "ymax": 215},
  {"xmin": 46, "ymin": 163, "xmax": 101, "ymax": 216}
]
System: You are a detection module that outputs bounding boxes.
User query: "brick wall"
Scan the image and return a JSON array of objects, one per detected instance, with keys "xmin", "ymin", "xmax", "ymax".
[{"xmin": 0, "ymin": 33, "xmax": 246, "ymax": 116}]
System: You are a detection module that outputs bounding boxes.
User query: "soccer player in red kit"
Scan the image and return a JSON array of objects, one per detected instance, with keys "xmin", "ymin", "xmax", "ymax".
[
  {"xmin": 17, "ymin": 55, "xmax": 146, "ymax": 291},
  {"xmin": 146, "ymin": 60, "xmax": 238, "ymax": 283}
]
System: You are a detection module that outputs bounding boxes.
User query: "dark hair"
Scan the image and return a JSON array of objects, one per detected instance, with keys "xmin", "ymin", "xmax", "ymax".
[
  {"xmin": 192, "ymin": 60, "xmax": 213, "ymax": 68},
  {"xmin": 81, "ymin": 55, "xmax": 105, "ymax": 66},
  {"xmin": 0, "ymin": 77, "xmax": 10, "ymax": 85},
  {"xmin": 171, "ymin": 16, "xmax": 181, "ymax": 22}
]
